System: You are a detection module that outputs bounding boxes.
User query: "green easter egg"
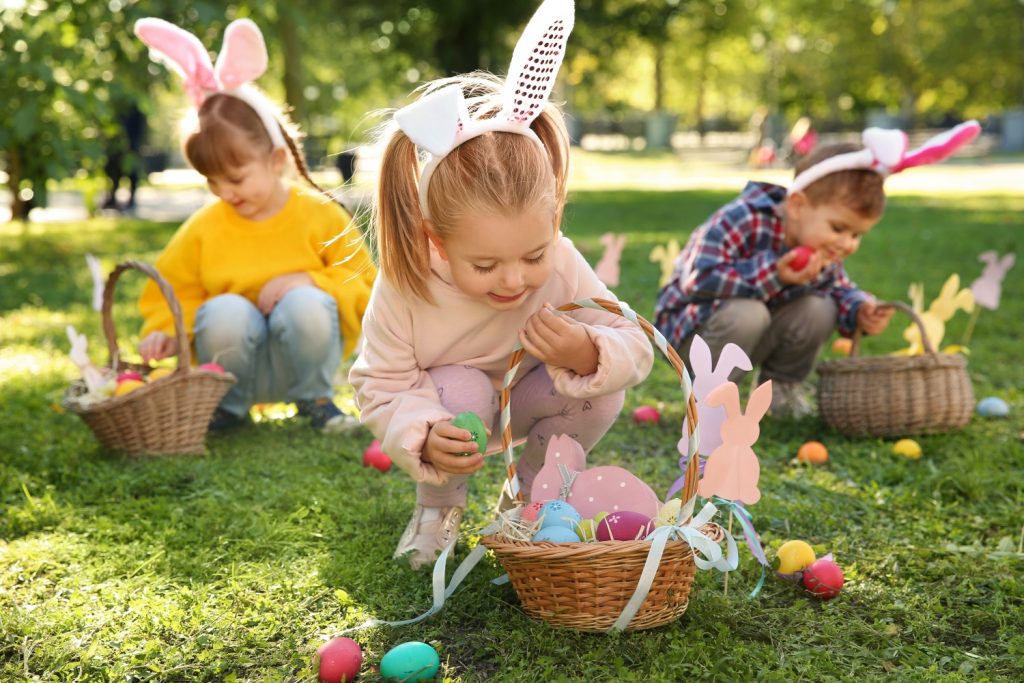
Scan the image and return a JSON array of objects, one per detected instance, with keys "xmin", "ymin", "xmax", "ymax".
[
  {"xmin": 574, "ymin": 518, "xmax": 597, "ymax": 542},
  {"xmin": 380, "ymin": 641, "xmax": 440, "ymax": 681},
  {"xmin": 452, "ymin": 411, "xmax": 487, "ymax": 456}
]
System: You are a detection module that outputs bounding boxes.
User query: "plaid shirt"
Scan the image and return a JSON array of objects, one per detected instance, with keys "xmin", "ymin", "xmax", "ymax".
[{"xmin": 654, "ymin": 181, "xmax": 869, "ymax": 348}]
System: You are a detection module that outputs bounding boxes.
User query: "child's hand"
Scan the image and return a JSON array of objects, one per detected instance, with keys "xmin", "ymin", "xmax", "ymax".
[
  {"xmin": 257, "ymin": 273, "xmax": 315, "ymax": 315},
  {"xmin": 857, "ymin": 301, "xmax": 895, "ymax": 335},
  {"xmin": 139, "ymin": 331, "xmax": 178, "ymax": 362},
  {"xmin": 519, "ymin": 304, "xmax": 599, "ymax": 376},
  {"xmin": 423, "ymin": 420, "xmax": 487, "ymax": 475},
  {"xmin": 778, "ymin": 249, "xmax": 827, "ymax": 285}
]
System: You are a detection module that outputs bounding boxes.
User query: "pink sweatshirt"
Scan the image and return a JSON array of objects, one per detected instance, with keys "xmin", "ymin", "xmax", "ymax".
[{"xmin": 350, "ymin": 235, "xmax": 654, "ymax": 485}]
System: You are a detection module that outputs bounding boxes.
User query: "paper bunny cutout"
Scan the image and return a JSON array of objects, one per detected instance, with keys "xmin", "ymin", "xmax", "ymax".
[
  {"xmin": 971, "ymin": 251, "xmax": 1015, "ymax": 311},
  {"xmin": 682, "ymin": 335, "xmax": 752, "ymax": 456},
  {"xmin": 595, "ymin": 233, "xmax": 626, "ymax": 287},
  {"xmin": 134, "ymin": 17, "xmax": 285, "ymax": 148},
  {"xmin": 85, "ymin": 253, "xmax": 104, "ymax": 312},
  {"xmin": 66, "ymin": 325, "xmax": 109, "ymax": 396},
  {"xmin": 530, "ymin": 434, "xmax": 660, "ymax": 519},
  {"xmin": 696, "ymin": 380, "xmax": 771, "ymax": 505},
  {"xmin": 901, "ymin": 274, "xmax": 975, "ymax": 355},
  {"xmin": 649, "ymin": 239, "xmax": 680, "ymax": 288},
  {"xmin": 790, "ymin": 120, "xmax": 981, "ymax": 193}
]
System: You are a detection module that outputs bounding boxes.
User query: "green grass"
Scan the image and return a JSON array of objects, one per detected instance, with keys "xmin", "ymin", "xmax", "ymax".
[{"xmin": 2, "ymin": 187, "xmax": 1023, "ymax": 682}]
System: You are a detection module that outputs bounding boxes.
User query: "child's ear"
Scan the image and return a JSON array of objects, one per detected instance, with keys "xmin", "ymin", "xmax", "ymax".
[
  {"xmin": 785, "ymin": 190, "xmax": 809, "ymax": 218},
  {"xmin": 270, "ymin": 146, "xmax": 288, "ymax": 174},
  {"xmin": 424, "ymin": 221, "xmax": 448, "ymax": 261}
]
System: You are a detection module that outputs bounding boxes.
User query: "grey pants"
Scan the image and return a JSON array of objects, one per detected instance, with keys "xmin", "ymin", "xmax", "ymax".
[{"xmin": 679, "ymin": 295, "xmax": 838, "ymax": 384}]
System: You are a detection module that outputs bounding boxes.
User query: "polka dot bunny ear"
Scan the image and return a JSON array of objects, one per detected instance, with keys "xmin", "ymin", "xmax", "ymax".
[{"xmin": 501, "ymin": 0, "xmax": 575, "ymax": 127}]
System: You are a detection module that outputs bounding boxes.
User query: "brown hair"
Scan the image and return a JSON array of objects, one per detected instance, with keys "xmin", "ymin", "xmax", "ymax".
[
  {"xmin": 794, "ymin": 142, "xmax": 886, "ymax": 218},
  {"xmin": 183, "ymin": 93, "xmax": 332, "ymax": 200},
  {"xmin": 374, "ymin": 73, "xmax": 570, "ymax": 302}
]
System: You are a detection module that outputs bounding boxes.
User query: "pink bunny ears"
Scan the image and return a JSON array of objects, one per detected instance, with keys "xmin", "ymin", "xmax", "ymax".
[
  {"xmin": 393, "ymin": 0, "xmax": 575, "ymax": 218},
  {"xmin": 134, "ymin": 17, "xmax": 286, "ymax": 149},
  {"xmin": 789, "ymin": 120, "xmax": 981, "ymax": 194}
]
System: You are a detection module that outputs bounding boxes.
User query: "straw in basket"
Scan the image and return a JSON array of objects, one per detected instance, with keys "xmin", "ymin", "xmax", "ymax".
[
  {"xmin": 63, "ymin": 260, "xmax": 235, "ymax": 456},
  {"xmin": 817, "ymin": 300, "xmax": 974, "ymax": 437}
]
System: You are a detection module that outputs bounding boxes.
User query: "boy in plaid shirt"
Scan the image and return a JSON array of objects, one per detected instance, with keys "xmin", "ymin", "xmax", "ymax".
[{"xmin": 654, "ymin": 143, "xmax": 895, "ymax": 418}]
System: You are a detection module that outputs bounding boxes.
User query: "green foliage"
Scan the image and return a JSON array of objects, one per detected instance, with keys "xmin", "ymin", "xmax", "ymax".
[{"xmin": 1, "ymin": 176, "xmax": 1022, "ymax": 680}]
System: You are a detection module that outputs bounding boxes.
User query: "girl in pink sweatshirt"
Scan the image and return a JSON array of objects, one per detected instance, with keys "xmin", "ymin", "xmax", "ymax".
[{"xmin": 349, "ymin": 0, "xmax": 653, "ymax": 569}]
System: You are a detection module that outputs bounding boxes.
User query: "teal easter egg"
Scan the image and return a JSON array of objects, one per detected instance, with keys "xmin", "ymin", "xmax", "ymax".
[
  {"xmin": 977, "ymin": 396, "xmax": 1009, "ymax": 418},
  {"xmin": 379, "ymin": 641, "xmax": 439, "ymax": 682},
  {"xmin": 532, "ymin": 526, "xmax": 581, "ymax": 543},
  {"xmin": 539, "ymin": 500, "xmax": 581, "ymax": 530}
]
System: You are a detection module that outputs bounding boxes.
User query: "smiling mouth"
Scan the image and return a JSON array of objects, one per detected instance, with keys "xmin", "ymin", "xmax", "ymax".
[{"xmin": 488, "ymin": 291, "xmax": 526, "ymax": 303}]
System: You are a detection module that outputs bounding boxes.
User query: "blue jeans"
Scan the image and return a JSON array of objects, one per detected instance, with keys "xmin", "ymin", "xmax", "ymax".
[{"xmin": 193, "ymin": 287, "xmax": 342, "ymax": 416}]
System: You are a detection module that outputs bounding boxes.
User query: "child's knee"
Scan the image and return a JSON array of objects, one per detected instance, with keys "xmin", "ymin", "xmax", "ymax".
[
  {"xmin": 270, "ymin": 287, "xmax": 339, "ymax": 346},
  {"xmin": 792, "ymin": 296, "xmax": 838, "ymax": 340},
  {"xmin": 707, "ymin": 299, "xmax": 771, "ymax": 347},
  {"xmin": 195, "ymin": 294, "xmax": 264, "ymax": 350},
  {"xmin": 426, "ymin": 365, "xmax": 497, "ymax": 417}
]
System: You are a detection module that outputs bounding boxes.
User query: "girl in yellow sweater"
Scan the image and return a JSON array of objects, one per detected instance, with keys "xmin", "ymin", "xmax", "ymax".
[{"xmin": 134, "ymin": 18, "xmax": 375, "ymax": 432}]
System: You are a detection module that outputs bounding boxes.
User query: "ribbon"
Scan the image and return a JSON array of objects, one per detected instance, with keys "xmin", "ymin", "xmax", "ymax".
[{"xmin": 711, "ymin": 497, "xmax": 770, "ymax": 598}]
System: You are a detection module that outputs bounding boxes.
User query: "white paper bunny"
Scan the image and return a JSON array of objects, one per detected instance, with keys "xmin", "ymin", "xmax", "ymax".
[
  {"xmin": 66, "ymin": 325, "xmax": 110, "ymax": 396},
  {"xmin": 682, "ymin": 335, "xmax": 753, "ymax": 456},
  {"xmin": 595, "ymin": 233, "xmax": 626, "ymax": 287},
  {"xmin": 696, "ymin": 380, "xmax": 772, "ymax": 506},
  {"xmin": 971, "ymin": 251, "xmax": 1015, "ymax": 311}
]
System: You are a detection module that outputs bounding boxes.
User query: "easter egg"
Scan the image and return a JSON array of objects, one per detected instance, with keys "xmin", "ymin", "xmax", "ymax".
[
  {"xmin": 595, "ymin": 511, "xmax": 654, "ymax": 541},
  {"xmin": 632, "ymin": 405, "xmax": 661, "ymax": 425},
  {"xmin": 532, "ymin": 526, "xmax": 581, "ymax": 543},
  {"xmin": 520, "ymin": 501, "xmax": 545, "ymax": 522},
  {"xmin": 147, "ymin": 367, "xmax": 174, "ymax": 382},
  {"xmin": 574, "ymin": 518, "xmax": 598, "ymax": 542},
  {"xmin": 776, "ymin": 540, "xmax": 816, "ymax": 574},
  {"xmin": 362, "ymin": 440, "xmax": 392, "ymax": 472},
  {"xmin": 113, "ymin": 379, "xmax": 145, "ymax": 397},
  {"xmin": 891, "ymin": 439, "xmax": 922, "ymax": 459},
  {"xmin": 539, "ymin": 500, "xmax": 581, "ymax": 530},
  {"xmin": 117, "ymin": 371, "xmax": 144, "ymax": 384},
  {"xmin": 197, "ymin": 362, "xmax": 225, "ymax": 373},
  {"xmin": 451, "ymin": 411, "xmax": 487, "ymax": 455},
  {"xmin": 797, "ymin": 441, "xmax": 828, "ymax": 464},
  {"xmin": 379, "ymin": 641, "xmax": 439, "ymax": 682},
  {"xmin": 977, "ymin": 396, "xmax": 1009, "ymax": 418},
  {"xmin": 802, "ymin": 558, "xmax": 844, "ymax": 600},
  {"xmin": 831, "ymin": 337, "xmax": 853, "ymax": 355},
  {"xmin": 655, "ymin": 499, "xmax": 682, "ymax": 527},
  {"xmin": 789, "ymin": 245, "xmax": 815, "ymax": 271},
  {"xmin": 315, "ymin": 637, "xmax": 362, "ymax": 683}
]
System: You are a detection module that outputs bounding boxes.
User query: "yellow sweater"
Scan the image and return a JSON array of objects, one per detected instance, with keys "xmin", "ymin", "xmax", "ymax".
[{"xmin": 139, "ymin": 187, "xmax": 376, "ymax": 357}]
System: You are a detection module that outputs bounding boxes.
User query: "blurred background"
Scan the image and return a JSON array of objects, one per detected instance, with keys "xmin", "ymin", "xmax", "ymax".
[{"xmin": 2, "ymin": 0, "xmax": 1023, "ymax": 222}]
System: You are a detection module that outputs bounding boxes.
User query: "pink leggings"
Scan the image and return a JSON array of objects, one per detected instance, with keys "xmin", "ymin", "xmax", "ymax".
[{"xmin": 418, "ymin": 364, "xmax": 625, "ymax": 507}]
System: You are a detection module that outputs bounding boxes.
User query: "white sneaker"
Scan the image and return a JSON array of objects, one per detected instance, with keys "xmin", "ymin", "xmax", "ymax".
[
  {"xmin": 393, "ymin": 505, "xmax": 464, "ymax": 570},
  {"xmin": 770, "ymin": 381, "xmax": 815, "ymax": 419}
]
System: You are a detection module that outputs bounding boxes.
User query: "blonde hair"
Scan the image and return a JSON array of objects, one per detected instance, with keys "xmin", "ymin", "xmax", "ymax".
[
  {"xmin": 794, "ymin": 142, "xmax": 886, "ymax": 218},
  {"xmin": 374, "ymin": 73, "xmax": 570, "ymax": 302},
  {"xmin": 184, "ymin": 92, "xmax": 333, "ymax": 201}
]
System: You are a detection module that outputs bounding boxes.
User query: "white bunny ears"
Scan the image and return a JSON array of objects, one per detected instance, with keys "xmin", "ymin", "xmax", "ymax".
[
  {"xmin": 134, "ymin": 17, "xmax": 286, "ymax": 149},
  {"xmin": 394, "ymin": 0, "xmax": 575, "ymax": 218},
  {"xmin": 789, "ymin": 120, "xmax": 981, "ymax": 193}
]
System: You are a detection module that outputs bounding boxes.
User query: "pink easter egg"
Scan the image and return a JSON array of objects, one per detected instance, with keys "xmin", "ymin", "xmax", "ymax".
[
  {"xmin": 315, "ymin": 636, "xmax": 362, "ymax": 682},
  {"xmin": 595, "ymin": 511, "xmax": 654, "ymax": 542},
  {"xmin": 802, "ymin": 559, "xmax": 844, "ymax": 600},
  {"xmin": 117, "ymin": 371, "xmax": 144, "ymax": 384},
  {"xmin": 521, "ymin": 501, "xmax": 545, "ymax": 522},
  {"xmin": 632, "ymin": 405, "xmax": 661, "ymax": 425},
  {"xmin": 361, "ymin": 440, "xmax": 392, "ymax": 472},
  {"xmin": 198, "ymin": 362, "xmax": 225, "ymax": 373},
  {"xmin": 789, "ymin": 245, "xmax": 816, "ymax": 271}
]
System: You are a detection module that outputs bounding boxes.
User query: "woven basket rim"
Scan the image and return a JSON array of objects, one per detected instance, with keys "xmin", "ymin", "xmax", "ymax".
[
  {"xmin": 818, "ymin": 351, "xmax": 968, "ymax": 375},
  {"xmin": 63, "ymin": 370, "xmax": 235, "ymax": 416}
]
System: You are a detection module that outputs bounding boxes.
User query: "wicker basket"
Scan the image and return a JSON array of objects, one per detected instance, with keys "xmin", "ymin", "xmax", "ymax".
[
  {"xmin": 63, "ymin": 260, "xmax": 236, "ymax": 456},
  {"xmin": 817, "ymin": 300, "xmax": 974, "ymax": 437},
  {"xmin": 480, "ymin": 298, "xmax": 717, "ymax": 632}
]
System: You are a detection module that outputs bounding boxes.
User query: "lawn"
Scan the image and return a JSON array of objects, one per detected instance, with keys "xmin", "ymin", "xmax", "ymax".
[{"xmin": 1, "ymin": 186, "xmax": 1022, "ymax": 682}]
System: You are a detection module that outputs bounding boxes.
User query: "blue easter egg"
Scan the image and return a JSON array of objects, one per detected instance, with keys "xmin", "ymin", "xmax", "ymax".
[
  {"xmin": 532, "ymin": 526, "xmax": 581, "ymax": 543},
  {"xmin": 379, "ymin": 641, "xmax": 439, "ymax": 682},
  {"xmin": 977, "ymin": 396, "xmax": 1010, "ymax": 418},
  {"xmin": 539, "ymin": 500, "xmax": 581, "ymax": 530}
]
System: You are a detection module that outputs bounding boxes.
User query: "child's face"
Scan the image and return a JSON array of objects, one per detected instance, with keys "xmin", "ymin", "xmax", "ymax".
[
  {"xmin": 206, "ymin": 149, "xmax": 287, "ymax": 221},
  {"xmin": 784, "ymin": 192, "xmax": 878, "ymax": 263},
  {"xmin": 430, "ymin": 203, "xmax": 557, "ymax": 310}
]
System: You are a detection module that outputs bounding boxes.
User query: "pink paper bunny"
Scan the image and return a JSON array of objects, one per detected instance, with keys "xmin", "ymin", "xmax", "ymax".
[
  {"xmin": 530, "ymin": 434, "xmax": 659, "ymax": 519},
  {"xmin": 971, "ymin": 251, "xmax": 1015, "ymax": 311},
  {"xmin": 697, "ymin": 380, "xmax": 772, "ymax": 505},
  {"xmin": 683, "ymin": 334, "xmax": 752, "ymax": 456},
  {"xmin": 595, "ymin": 233, "xmax": 626, "ymax": 288}
]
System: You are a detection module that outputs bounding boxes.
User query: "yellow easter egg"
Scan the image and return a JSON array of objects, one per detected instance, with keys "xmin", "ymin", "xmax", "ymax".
[
  {"xmin": 147, "ymin": 367, "xmax": 174, "ymax": 382},
  {"xmin": 655, "ymin": 499, "xmax": 682, "ymax": 527},
  {"xmin": 892, "ymin": 439, "xmax": 922, "ymax": 459},
  {"xmin": 776, "ymin": 540, "xmax": 816, "ymax": 574},
  {"xmin": 113, "ymin": 379, "xmax": 145, "ymax": 397}
]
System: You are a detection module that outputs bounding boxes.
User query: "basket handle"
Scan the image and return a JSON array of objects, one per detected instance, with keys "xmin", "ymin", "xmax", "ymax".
[
  {"xmin": 496, "ymin": 298, "xmax": 702, "ymax": 521},
  {"xmin": 101, "ymin": 260, "xmax": 191, "ymax": 372},
  {"xmin": 849, "ymin": 300, "xmax": 934, "ymax": 357}
]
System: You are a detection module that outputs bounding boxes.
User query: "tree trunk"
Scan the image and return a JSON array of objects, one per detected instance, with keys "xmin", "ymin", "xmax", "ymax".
[
  {"xmin": 7, "ymin": 147, "xmax": 28, "ymax": 222},
  {"xmin": 695, "ymin": 39, "xmax": 709, "ymax": 144},
  {"xmin": 279, "ymin": 8, "xmax": 305, "ymax": 125},
  {"xmin": 654, "ymin": 39, "xmax": 665, "ymax": 112},
  {"xmin": 435, "ymin": 9, "xmax": 484, "ymax": 75}
]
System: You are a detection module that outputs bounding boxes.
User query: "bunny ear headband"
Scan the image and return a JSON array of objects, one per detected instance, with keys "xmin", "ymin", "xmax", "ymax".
[
  {"xmin": 393, "ymin": 0, "xmax": 575, "ymax": 218},
  {"xmin": 789, "ymin": 120, "xmax": 981, "ymax": 194},
  {"xmin": 134, "ymin": 17, "xmax": 286, "ymax": 149}
]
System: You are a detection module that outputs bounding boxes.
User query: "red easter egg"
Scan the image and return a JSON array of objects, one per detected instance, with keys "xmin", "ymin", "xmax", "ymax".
[
  {"xmin": 802, "ymin": 558, "xmax": 844, "ymax": 600},
  {"xmin": 521, "ymin": 501, "xmax": 545, "ymax": 522},
  {"xmin": 595, "ymin": 511, "xmax": 654, "ymax": 541},
  {"xmin": 316, "ymin": 637, "xmax": 362, "ymax": 682},
  {"xmin": 362, "ymin": 440, "xmax": 392, "ymax": 472},
  {"xmin": 632, "ymin": 406, "xmax": 661, "ymax": 425},
  {"xmin": 198, "ymin": 362, "xmax": 225, "ymax": 373},
  {"xmin": 789, "ymin": 246, "xmax": 815, "ymax": 271},
  {"xmin": 117, "ymin": 371, "xmax": 144, "ymax": 384}
]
